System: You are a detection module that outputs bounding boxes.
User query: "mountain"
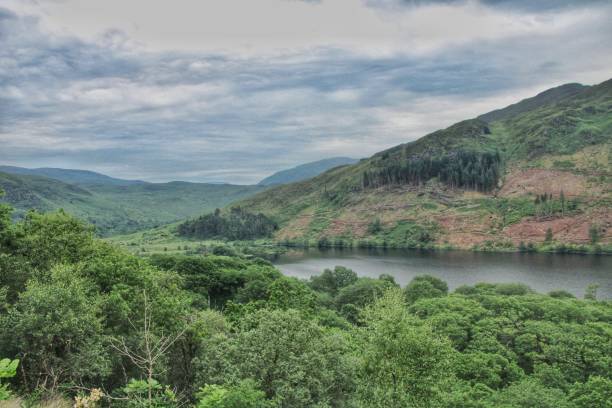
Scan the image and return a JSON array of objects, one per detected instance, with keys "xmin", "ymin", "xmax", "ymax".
[
  {"xmin": 477, "ymin": 83, "xmax": 587, "ymax": 123},
  {"xmin": 0, "ymin": 165, "xmax": 144, "ymax": 186},
  {"xmin": 258, "ymin": 157, "xmax": 358, "ymax": 186},
  {"xmin": 0, "ymin": 172, "xmax": 266, "ymax": 236},
  {"xmin": 233, "ymin": 78, "xmax": 612, "ymax": 250}
]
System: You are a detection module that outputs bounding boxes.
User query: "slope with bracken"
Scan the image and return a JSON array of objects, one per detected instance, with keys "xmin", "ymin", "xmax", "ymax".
[{"xmin": 235, "ymin": 79, "xmax": 612, "ymax": 250}]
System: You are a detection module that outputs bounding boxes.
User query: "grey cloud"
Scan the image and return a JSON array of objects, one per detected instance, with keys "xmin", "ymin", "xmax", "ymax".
[
  {"xmin": 365, "ymin": 0, "xmax": 610, "ymax": 12},
  {"xmin": 1, "ymin": 4, "xmax": 611, "ymax": 183}
]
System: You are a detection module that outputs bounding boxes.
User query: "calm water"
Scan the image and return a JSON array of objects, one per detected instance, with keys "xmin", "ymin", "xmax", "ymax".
[{"xmin": 274, "ymin": 248, "xmax": 612, "ymax": 299}]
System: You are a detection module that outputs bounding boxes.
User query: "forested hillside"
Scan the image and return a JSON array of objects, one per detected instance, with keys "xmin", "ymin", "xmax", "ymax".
[
  {"xmin": 0, "ymin": 172, "xmax": 266, "ymax": 236},
  {"xmin": 178, "ymin": 207, "xmax": 278, "ymax": 240},
  {"xmin": 0, "ymin": 198, "xmax": 610, "ymax": 407},
  {"xmin": 235, "ymin": 79, "xmax": 612, "ymax": 251}
]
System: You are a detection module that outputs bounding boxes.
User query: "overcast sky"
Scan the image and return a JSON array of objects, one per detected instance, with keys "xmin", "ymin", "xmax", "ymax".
[{"xmin": 1, "ymin": 0, "xmax": 611, "ymax": 184}]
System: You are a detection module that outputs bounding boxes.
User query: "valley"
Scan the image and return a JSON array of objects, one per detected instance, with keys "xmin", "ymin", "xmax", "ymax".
[
  {"xmin": 3, "ymin": 2, "xmax": 612, "ymax": 406},
  {"xmin": 0, "ymin": 171, "xmax": 267, "ymax": 236}
]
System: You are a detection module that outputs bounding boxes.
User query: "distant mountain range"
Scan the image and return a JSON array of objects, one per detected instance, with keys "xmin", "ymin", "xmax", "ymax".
[
  {"xmin": 0, "ymin": 170, "xmax": 266, "ymax": 236},
  {"xmin": 234, "ymin": 78, "xmax": 612, "ymax": 249},
  {"xmin": 0, "ymin": 166, "xmax": 144, "ymax": 186},
  {"xmin": 258, "ymin": 157, "xmax": 358, "ymax": 186},
  {"xmin": 0, "ymin": 158, "xmax": 356, "ymax": 236}
]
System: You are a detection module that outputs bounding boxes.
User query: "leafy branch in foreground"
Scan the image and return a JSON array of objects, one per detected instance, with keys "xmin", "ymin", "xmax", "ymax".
[{"xmin": 0, "ymin": 358, "xmax": 18, "ymax": 401}]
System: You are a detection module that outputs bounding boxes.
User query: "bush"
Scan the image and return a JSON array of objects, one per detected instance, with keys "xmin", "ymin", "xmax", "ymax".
[
  {"xmin": 0, "ymin": 358, "xmax": 18, "ymax": 401},
  {"xmin": 196, "ymin": 380, "xmax": 271, "ymax": 408},
  {"xmin": 548, "ymin": 290, "xmax": 575, "ymax": 299},
  {"xmin": 404, "ymin": 275, "xmax": 448, "ymax": 304}
]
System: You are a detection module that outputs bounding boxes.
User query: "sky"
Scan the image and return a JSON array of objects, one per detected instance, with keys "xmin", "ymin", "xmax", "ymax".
[{"xmin": 1, "ymin": 0, "xmax": 611, "ymax": 184}]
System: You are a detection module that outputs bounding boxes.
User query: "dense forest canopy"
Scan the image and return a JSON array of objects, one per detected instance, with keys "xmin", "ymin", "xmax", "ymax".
[
  {"xmin": 0, "ymin": 190, "xmax": 610, "ymax": 406},
  {"xmin": 178, "ymin": 207, "xmax": 278, "ymax": 241},
  {"xmin": 362, "ymin": 150, "xmax": 502, "ymax": 192}
]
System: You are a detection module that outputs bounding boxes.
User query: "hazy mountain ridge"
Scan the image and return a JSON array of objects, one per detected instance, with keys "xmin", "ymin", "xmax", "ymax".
[
  {"xmin": 258, "ymin": 157, "xmax": 358, "ymax": 186},
  {"xmin": 234, "ymin": 79, "xmax": 612, "ymax": 249},
  {"xmin": 0, "ymin": 165, "xmax": 145, "ymax": 186}
]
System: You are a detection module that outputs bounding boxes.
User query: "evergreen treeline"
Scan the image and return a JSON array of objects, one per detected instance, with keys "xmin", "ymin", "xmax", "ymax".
[
  {"xmin": 362, "ymin": 150, "xmax": 501, "ymax": 191},
  {"xmin": 0, "ymin": 194, "xmax": 610, "ymax": 407},
  {"xmin": 178, "ymin": 207, "xmax": 277, "ymax": 240},
  {"xmin": 534, "ymin": 191, "xmax": 578, "ymax": 217}
]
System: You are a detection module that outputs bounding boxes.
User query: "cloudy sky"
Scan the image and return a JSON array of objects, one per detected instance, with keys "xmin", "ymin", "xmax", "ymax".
[{"xmin": 1, "ymin": 0, "xmax": 611, "ymax": 184}]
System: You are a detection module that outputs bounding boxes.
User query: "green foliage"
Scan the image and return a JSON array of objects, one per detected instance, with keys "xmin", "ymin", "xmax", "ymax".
[
  {"xmin": 120, "ymin": 379, "xmax": 177, "ymax": 408},
  {"xmin": 0, "ymin": 200, "xmax": 611, "ymax": 407},
  {"xmin": 486, "ymin": 378, "xmax": 571, "ymax": 408},
  {"xmin": 196, "ymin": 380, "xmax": 272, "ymax": 408},
  {"xmin": 404, "ymin": 275, "xmax": 449, "ymax": 304},
  {"xmin": 309, "ymin": 266, "xmax": 358, "ymax": 296},
  {"xmin": 335, "ymin": 276, "xmax": 398, "ymax": 322},
  {"xmin": 0, "ymin": 358, "xmax": 18, "ymax": 401},
  {"xmin": 178, "ymin": 207, "xmax": 278, "ymax": 240},
  {"xmin": 356, "ymin": 289, "xmax": 455, "ymax": 407},
  {"xmin": 589, "ymin": 224, "xmax": 602, "ymax": 244},
  {"xmin": 367, "ymin": 218, "xmax": 382, "ymax": 234},
  {"xmin": 266, "ymin": 277, "xmax": 317, "ymax": 313},
  {"xmin": 548, "ymin": 290, "xmax": 575, "ymax": 299},
  {"xmin": 150, "ymin": 254, "xmax": 281, "ymax": 309},
  {"xmin": 363, "ymin": 150, "xmax": 501, "ymax": 192},
  {"xmin": 568, "ymin": 376, "xmax": 612, "ymax": 408},
  {"xmin": 196, "ymin": 309, "xmax": 356, "ymax": 408},
  {"xmin": 1, "ymin": 265, "xmax": 111, "ymax": 390},
  {"xmin": 545, "ymin": 227, "xmax": 554, "ymax": 243},
  {"xmin": 382, "ymin": 220, "xmax": 438, "ymax": 247}
]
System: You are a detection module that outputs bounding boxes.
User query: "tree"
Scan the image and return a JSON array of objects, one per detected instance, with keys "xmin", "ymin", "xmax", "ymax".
[
  {"xmin": 560, "ymin": 190, "xmax": 565, "ymax": 216},
  {"xmin": 368, "ymin": 218, "xmax": 383, "ymax": 235},
  {"xmin": 178, "ymin": 207, "xmax": 277, "ymax": 240},
  {"xmin": 0, "ymin": 189, "xmax": 12, "ymax": 247},
  {"xmin": 1, "ymin": 265, "xmax": 110, "ymax": 391},
  {"xmin": 110, "ymin": 291, "xmax": 186, "ymax": 405},
  {"xmin": 335, "ymin": 277, "xmax": 397, "ymax": 322},
  {"xmin": 14, "ymin": 210, "xmax": 95, "ymax": 271},
  {"xmin": 309, "ymin": 266, "xmax": 358, "ymax": 296},
  {"xmin": 486, "ymin": 379, "xmax": 570, "ymax": 408},
  {"xmin": 0, "ymin": 358, "xmax": 18, "ymax": 401},
  {"xmin": 266, "ymin": 277, "xmax": 317, "ymax": 313},
  {"xmin": 404, "ymin": 275, "xmax": 448, "ymax": 304},
  {"xmin": 568, "ymin": 376, "xmax": 612, "ymax": 408},
  {"xmin": 589, "ymin": 224, "xmax": 601, "ymax": 245},
  {"xmin": 196, "ymin": 380, "xmax": 272, "ymax": 408},
  {"xmin": 356, "ymin": 288, "xmax": 455, "ymax": 407},
  {"xmin": 545, "ymin": 227, "xmax": 554, "ymax": 243},
  {"xmin": 203, "ymin": 309, "xmax": 356, "ymax": 408}
]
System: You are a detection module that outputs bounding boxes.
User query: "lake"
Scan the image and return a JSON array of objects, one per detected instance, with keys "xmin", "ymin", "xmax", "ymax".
[{"xmin": 274, "ymin": 248, "xmax": 612, "ymax": 299}]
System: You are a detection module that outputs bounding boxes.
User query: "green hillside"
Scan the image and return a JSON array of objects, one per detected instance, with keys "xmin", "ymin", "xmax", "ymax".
[
  {"xmin": 231, "ymin": 79, "xmax": 612, "ymax": 250},
  {"xmin": 0, "ymin": 172, "xmax": 266, "ymax": 236}
]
